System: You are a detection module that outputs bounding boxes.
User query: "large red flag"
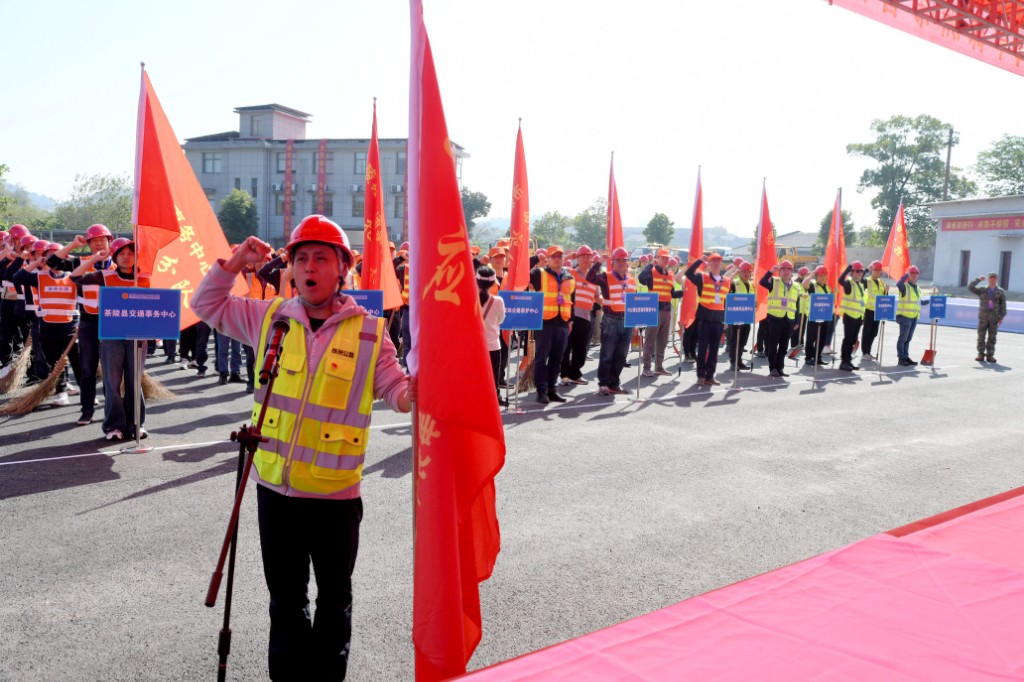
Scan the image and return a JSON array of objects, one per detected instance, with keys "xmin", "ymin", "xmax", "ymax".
[
  {"xmin": 363, "ymin": 99, "xmax": 404, "ymax": 310},
  {"xmin": 408, "ymin": 2, "xmax": 506, "ymax": 680},
  {"xmin": 606, "ymin": 153, "xmax": 624, "ymax": 253},
  {"xmin": 679, "ymin": 169, "xmax": 703, "ymax": 331},
  {"xmin": 881, "ymin": 202, "xmax": 911, "ymax": 281},
  {"xmin": 501, "ymin": 122, "xmax": 530, "ymax": 293},
  {"xmin": 754, "ymin": 182, "xmax": 778, "ymax": 322},
  {"xmin": 823, "ymin": 189, "xmax": 848, "ymax": 311},
  {"xmin": 133, "ymin": 66, "xmax": 246, "ymax": 328}
]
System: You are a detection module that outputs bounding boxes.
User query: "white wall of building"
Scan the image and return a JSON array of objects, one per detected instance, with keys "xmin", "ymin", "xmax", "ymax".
[{"xmin": 930, "ymin": 196, "xmax": 1024, "ymax": 292}]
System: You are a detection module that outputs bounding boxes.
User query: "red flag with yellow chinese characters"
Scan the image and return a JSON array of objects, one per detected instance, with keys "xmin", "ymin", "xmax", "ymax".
[
  {"xmin": 882, "ymin": 202, "xmax": 911, "ymax": 282},
  {"xmin": 607, "ymin": 153, "xmax": 624, "ymax": 253},
  {"xmin": 363, "ymin": 100, "xmax": 404, "ymax": 310},
  {"xmin": 407, "ymin": 2, "xmax": 506, "ymax": 679},
  {"xmin": 823, "ymin": 189, "xmax": 848, "ymax": 311},
  {"xmin": 133, "ymin": 66, "xmax": 245, "ymax": 328},
  {"xmin": 754, "ymin": 182, "xmax": 778, "ymax": 322},
  {"xmin": 501, "ymin": 122, "xmax": 530, "ymax": 293},
  {"xmin": 679, "ymin": 169, "xmax": 703, "ymax": 330}
]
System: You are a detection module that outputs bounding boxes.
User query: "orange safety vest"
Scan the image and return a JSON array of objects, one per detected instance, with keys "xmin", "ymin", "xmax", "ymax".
[
  {"xmin": 649, "ymin": 266, "xmax": 674, "ymax": 303},
  {"xmin": 37, "ymin": 273, "xmax": 78, "ymax": 324},
  {"xmin": 539, "ymin": 268, "xmax": 574, "ymax": 321},
  {"xmin": 245, "ymin": 272, "xmax": 277, "ymax": 300},
  {"xmin": 401, "ymin": 266, "xmax": 410, "ymax": 306},
  {"xmin": 103, "ymin": 270, "xmax": 151, "ymax": 289},
  {"xmin": 698, "ymin": 273, "xmax": 731, "ymax": 311},
  {"xmin": 605, "ymin": 271, "xmax": 636, "ymax": 313},
  {"xmin": 571, "ymin": 268, "xmax": 598, "ymax": 311}
]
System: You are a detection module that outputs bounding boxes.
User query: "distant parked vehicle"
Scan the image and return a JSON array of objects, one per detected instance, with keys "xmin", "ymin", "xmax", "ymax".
[{"xmin": 705, "ymin": 245, "xmax": 734, "ymax": 259}]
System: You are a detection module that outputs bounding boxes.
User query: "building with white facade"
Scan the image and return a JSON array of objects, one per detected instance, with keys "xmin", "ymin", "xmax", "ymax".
[
  {"xmin": 182, "ymin": 104, "xmax": 468, "ymax": 248},
  {"xmin": 929, "ymin": 195, "xmax": 1023, "ymax": 292}
]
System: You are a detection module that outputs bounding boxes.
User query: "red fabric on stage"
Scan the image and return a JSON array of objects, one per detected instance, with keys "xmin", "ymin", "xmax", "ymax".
[{"xmin": 464, "ymin": 532, "xmax": 1024, "ymax": 680}]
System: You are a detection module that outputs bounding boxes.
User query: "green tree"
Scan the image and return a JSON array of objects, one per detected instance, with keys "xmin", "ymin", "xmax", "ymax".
[
  {"xmin": 532, "ymin": 211, "xmax": 571, "ymax": 248},
  {"xmin": 571, "ymin": 198, "xmax": 607, "ymax": 250},
  {"xmin": 643, "ymin": 212, "xmax": 674, "ymax": 246},
  {"xmin": 0, "ymin": 164, "xmax": 13, "ymax": 221},
  {"xmin": 460, "ymin": 187, "xmax": 491, "ymax": 235},
  {"xmin": 816, "ymin": 209, "xmax": 857, "ymax": 254},
  {"xmin": 218, "ymin": 189, "xmax": 260, "ymax": 245},
  {"xmin": 847, "ymin": 114, "xmax": 976, "ymax": 248},
  {"xmin": 51, "ymin": 173, "xmax": 133, "ymax": 233},
  {"xmin": 976, "ymin": 134, "xmax": 1024, "ymax": 197},
  {"xmin": 1, "ymin": 166, "xmax": 56, "ymax": 231}
]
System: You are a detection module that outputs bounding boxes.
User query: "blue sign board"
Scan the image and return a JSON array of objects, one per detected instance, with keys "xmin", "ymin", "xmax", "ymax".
[
  {"xmin": 499, "ymin": 291, "xmax": 543, "ymax": 330},
  {"xmin": 874, "ymin": 295, "xmax": 897, "ymax": 322},
  {"xmin": 725, "ymin": 293, "xmax": 756, "ymax": 325},
  {"xmin": 99, "ymin": 287, "xmax": 181, "ymax": 340},
  {"xmin": 809, "ymin": 293, "xmax": 835, "ymax": 323},
  {"xmin": 624, "ymin": 292, "xmax": 659, "ymax": 328},
  {"xmin": 928, "ymin": 294, "xmax": 947, "ymax": 320},
  {"xmin": 347, "ymin": 289, "xmax": 385, "ymax": 317}
]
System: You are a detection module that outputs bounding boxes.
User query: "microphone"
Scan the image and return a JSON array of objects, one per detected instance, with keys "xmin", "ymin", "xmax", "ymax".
[{"xmin": 259, "ymin": 319, "xmax": 290, "ymax": 386}]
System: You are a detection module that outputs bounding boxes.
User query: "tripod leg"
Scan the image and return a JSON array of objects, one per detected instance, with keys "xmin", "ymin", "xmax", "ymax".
[{"xmin": 217, "ymin": 439, "xmax": 249, "ymax": 681}]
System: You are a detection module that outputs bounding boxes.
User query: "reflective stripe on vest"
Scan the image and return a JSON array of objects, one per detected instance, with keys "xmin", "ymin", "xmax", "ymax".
[
  {"xmin": 840, "ymin": 279, "xmax": 865, "ymax": 319},
  {"xmin": 606, "ymin": 272, "xmax": 636, "ymax": 312},
  {"xmin": 79, "ymin": 284, "xmax": 101, "ymax": 314},
  {"xmin": 540, "ymin": 268, "xmax": 574, "ymax": 321},
  {"xmin": 251, "ymin": 299, "xmax": 384, "ymax": 497},
  {"xmin": 649, "ymin": 267, "xmax": 674, "ymax": 303},
  {"xmin": 401, "ymin": 267, "xmax": 410, "ymax": 306},
  {"xmin": 767, "ymin": 278, "xmax": 798, "ymax": 319},
  {"xmin": 571, "ymin": 269, "xmax": 598, "ymax": 310},
  {"xmin": 37, "ymin": 273, "xmax": 78, "ymax": 323},
  {"xmin": 864, "ymin": 278, "xmax": 887, "ymax": 311},
  {"xmin": 698, "ymin": 273, "xmax": 730, "ymax": 311},
  {"xmin": 898, "ymin": 284, "xmax": 920, "ymax": 319}
]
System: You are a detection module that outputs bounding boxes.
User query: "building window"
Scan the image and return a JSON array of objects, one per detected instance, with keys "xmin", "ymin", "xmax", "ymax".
[
  {"xmin": 277, "ymin": 152, "xmax": 288, "ymax": 173},
  {"xmin": 275, "ymin": 195, "xmax": 296, "ymax": 216},
  {"xmin": 250, "ymin": 118, "xmax": 262, "ymax": 137},
  {"xmin": 352, "ymin": 194, "xmax": 365, "ymax": 218},
  {"xmin": 323, "ymin": 200, "xmax": 334, "ymax": 218},
  {"xmin": 313, "ymin": 152, "xmax": 335, "ymax": 175},
  {"xmin": 1000, "ymin": 251, "xmax": 1012, "ymax": 290},
  {"xmin": 354, "ymin": 152, "xmax": 367, "ymax": 175},
  {"xmin": 234, "ymin": 178, "xmax": 241, "ymax": 190},
  {"xmin": 251, "ymin": 178, "xmax": 258, "ymax": 199},
  {"xmin": 394, "ymin": 194, "xmax": 404, "ymax": 219},
  {"xmin": 396, "ymin": 152, "xmax": 407, "ymax": 175},
  {"xmin": 202, "ymin": 153, "xmax": 222, "ymax": 174},
  {"xmin": 959, "ymin": 250, "xmax": 971, "ymax": 288}
]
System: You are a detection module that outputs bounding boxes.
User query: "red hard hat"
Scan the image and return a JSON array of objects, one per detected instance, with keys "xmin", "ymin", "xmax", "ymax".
[
  {"xmin": 733, "ymin": 258, "xmax": 743, "ymax": 266},
  {"xmin": 32, "ymin": 240, "xmax": 54, "ymax": 253},
  {"xmin": 815, "ymin": 265, "xmax": 828, "ymax": 276},
  {"xmin": 850, "ymin": 261, "xmax": 864, "ymax": 270},
  {"xmin": 593, "ymin": 254, "xmax": 602, "ymax": 264},
  {"xmin": 908, "ymin": 265, "xmax": 920, "ymax": 274},
  {"xmin": 84, "ymin": 224, "xmax": 113, "ymax": 241},
  {"xmin": 0, "ymin": 231, "xmax": 8, "ymax": 243},
  {"xmin": 20, "ymin": 235, "xmax": 38, "ymax": 249},
  {"xmin": 611, "ymin": 247, "xmax": 629, "ymax": 260},
  {"xmin": 870, "ymin": 260, "xmax": 883, "ymax": 270},
  {"xmin": 400, "ymin": 241, "xmax": 410, "ymax": 251},
  {"xmin": 46, "ymin": 241, "xmax": 62, "ymax": 252},
  {"xmin": 535, "ymin": 248, "xmax": 547, "ymax": 258},
  {"xmin": 576, "ymin": 244, "xmax": 594, "ymax": 256},
  {"xmin": 779, "ymin": 260, "xmax": 793, "ymax": 269},
  {"xmin": 286, "ymin": 215, "xmax": 352, "ymax": 264},
  {"xmin": 798, "ymin": 267, "xmax": 810, "ymax": 276},
  {"xmin": 110, "ymin": 237, "xmax": 134, "ymax": 258},
  {"xmin": 739, "ymin": 262, "xmax": 753, "ymax": 273},
  {"xmin": 639, "ymin": 255, "xmax": 650, "ymax": 263},
  {"xmin": 669, "ymin": 257, "xmax": 680, "ymax": 267},
  {"xmin": 9, "ymin": 224, "xmax": 30, "ymax": 240}
]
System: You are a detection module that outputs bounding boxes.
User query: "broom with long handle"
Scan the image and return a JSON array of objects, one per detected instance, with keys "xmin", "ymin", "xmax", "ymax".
[
  {"xmin": 0, "ymin": 336, "xmax": 33, "ymax": 395},
  {"xmin": 0, "ymin": 332, "xmax": 77, "ymax": 416}
]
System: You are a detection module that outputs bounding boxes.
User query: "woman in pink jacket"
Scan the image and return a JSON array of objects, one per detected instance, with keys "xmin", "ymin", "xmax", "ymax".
[{"xmin": 192, "ymin": 215, "xmax": 411, "ymax": 681}]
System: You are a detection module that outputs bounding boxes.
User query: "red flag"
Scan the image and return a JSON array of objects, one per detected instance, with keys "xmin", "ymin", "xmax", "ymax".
[
  {"xmin": 363, "ymin": 99, "xmax": 404, "ymax": 310},
  {"xmin": 133, "ymin": 66, "xmax": 246, "ymax": 328},
  {"xmin": 606, "ymin": 153, "xmax": 624, "ymax": 253},
  {"xmin": 754, "ymin": 182, "xmax": 778, "ymax": 322},
  {"xmin": 823, "ymin": 189, "xmax": 848, "ymax": 311},
  {"xmin": 501, "ymin": 122, "xmax": 530, "ymax": 293},
  {"xmin": 408, "ymin": 3, "xmax": 506, "ymax": 680},
  {"xmin": 679, "ymin": 169, "xmax": 703, "ymax": 330},
  {"xmin": 881, "ymin": 202, "xmax": 911, "ymax": 281}
]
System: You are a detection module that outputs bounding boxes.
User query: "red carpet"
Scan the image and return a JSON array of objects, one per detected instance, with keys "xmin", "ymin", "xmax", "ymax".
[{"xmin": 466, "ymin": 489, "xmax": 1024, "ymax": 681}]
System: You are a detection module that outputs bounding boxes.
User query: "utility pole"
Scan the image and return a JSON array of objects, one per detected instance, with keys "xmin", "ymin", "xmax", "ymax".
[{"xmin": 942, "ymin": 126, "xmax": 954, "ymax": 201}]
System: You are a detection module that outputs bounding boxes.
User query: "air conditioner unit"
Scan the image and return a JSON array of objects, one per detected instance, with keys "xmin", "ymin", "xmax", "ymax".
[
  {"xmin": 289, "ymin": 184, "xmax": 297, "ymax": 193},
  {"xmin": 349, "ymin": 184, "xmax": 364, "ymax": 192},
  {"xmin": 389, "ymin": 184, "xmax": 404, "ymax": 193},
  {"xmin": 308, "ymin": 183, "xmax": 319, "ymax": 192},
  {"xmin": 324, "ymin": 185, "xmax": 334, "ymax": 193},
  {"xmin": 271, "ymin": 183, "xmax": 283, "ymax": 191}
]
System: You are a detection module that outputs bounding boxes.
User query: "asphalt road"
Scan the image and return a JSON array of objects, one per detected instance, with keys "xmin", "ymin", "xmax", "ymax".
[{"xmin": 1, "ymin": 324, "xmax": 1022, "ymax": 681}]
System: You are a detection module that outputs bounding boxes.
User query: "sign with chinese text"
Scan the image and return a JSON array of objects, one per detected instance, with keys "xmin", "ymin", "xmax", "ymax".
[
  {"xmin": 98, "ymin": 287, "xmax": 181, "ymax": 340},
  {"xmin": 499, "ymin": 291, "xmax": 542, "ymax": 330},
  {"xmin": 624, "ymin": 292, "xmax": 659, "ymax": 328},
  {"xmin": 929, "ymin": 295, "xmax": 947, "ymax": 319},
  {"xmin": 725, "ymin": 293, "xmax": 755, "ymax": 325},
  {"xmin": 940, "ymin": 215, "xmax": 1024, "ymax": 232},
  {"xmin": 809, "ymin": 293, "xmax": 835, "ymax": 323},
  {"xmin": 874, "ymin": 295, "xmax": 897, "ymax": 321},
  {"xmin": 347, "ymin": 289, "xmax": 385, "ymax": 318}
]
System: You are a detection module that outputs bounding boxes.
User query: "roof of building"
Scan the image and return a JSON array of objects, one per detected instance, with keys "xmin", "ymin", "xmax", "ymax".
[
  {"xmin": 233, "ymin": 104, "xmax": 311, "ymax": 118},
  {"xmin": 775, "ymin": 230, "xmax": 818, "ymax": 248},
  {"xmin": 184, "ymin": 131, "xmax": 241, "ymax": 143}
]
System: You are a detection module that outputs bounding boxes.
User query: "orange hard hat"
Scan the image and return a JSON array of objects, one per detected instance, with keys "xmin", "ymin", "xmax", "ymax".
[
  {"xmin": 656, "ymin": 249, "xmax": 670, "ymax": 259},
  {"xmin": 547, "ymin": 245, "xmax": 564, "ymax": 256},
  {"xmin": 707, "ymin": 252, "xmax": 723, "ymax": 262}
]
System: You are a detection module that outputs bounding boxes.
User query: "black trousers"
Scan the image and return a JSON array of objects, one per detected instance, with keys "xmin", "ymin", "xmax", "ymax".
[
  {"xmin": 792, "ymin": 313, "xmax": 806, "ymax": 346},
  {"xmin": 244, "ymin": 344, "xmax": 256, "ymax": 390},
  {"xmin": 560, "ymin": 315, "xmax": 591, "ymax": 380},
  {"xmin": 727, "ymin": 324, "xmax": 750, "ymax": 363},
  {"xmin": 257, "ymin": 486, "xmax": 362, "ymax": 682},
  {"xmin": 696, "ymin": 318, "xmax": 724, "ymax": 379},
  {"xmin": 841, "ymin": 315, "xmax": 863, "ymax": 363},
  {"xmin": 78, "ymin": 316, "xmax": 100, "ymax": 417},
  {"xmin": 861, "ymin": 309, "xmax": 880, "ymax": 355},
  {"xmin": 682, "ymin": 323, "xmax": 698, "ymax": 359},
  {"xmin": 756, "ymin": 319, "xmax": 769, "ymax": 352},
  {"xmin": 805, "ymin": 321, "xmax": 828, "ymax": 364},
  {"xmin": 766, "ymin": 315, "xmax": 791, "ymax": 372},
  {"xmin": 0, "ymin": 299, "xmax": 21, "ymax": 364},
  {"xmin": 40, "ymin": 320, "xmax": 81, "ymax": 393},
  {"xmin": 195, "ymin": 321, "xmax": 212, "ymax": 371},
  {"xmin": 497, "ymin": 332, "xmax": 509, "ymax": 383},
  {"xmin": 30, "ymin": 318, "xmax": 48, "ymax": 381},
  {"xmin": 179, "ymin": 323, "xmax": 198, "ymax": 361},
  {"xmin": 534, "ymin": 320, "xmax": 568, "ymax": 394},
  {"xmin": 490, "ymin": 349, "xmax": 502, "ymax": 395}
]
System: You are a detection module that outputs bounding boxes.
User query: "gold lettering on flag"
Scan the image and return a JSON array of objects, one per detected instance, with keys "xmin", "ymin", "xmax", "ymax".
[
  {"xmin": 423, "ymin": 230, "xmax": 466, "ymax": 305},
  {"xmin": 156, "ymin": 256, "xmax": 179, "ymax": 275},
  {"xmin": 416, "ymin": 411, "xmax": 440, "ymax": 507}
]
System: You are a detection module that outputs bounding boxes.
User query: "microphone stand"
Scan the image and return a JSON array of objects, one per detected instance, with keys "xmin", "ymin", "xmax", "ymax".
[{"xmin": 204, "ymin": 344, "xmax": 283, "ymax": 681}]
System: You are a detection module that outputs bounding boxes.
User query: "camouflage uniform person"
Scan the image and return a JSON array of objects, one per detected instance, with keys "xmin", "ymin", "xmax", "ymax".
[{"xmin": 967, "ymin": 272, "xmax": 1007, "ymax": 363}]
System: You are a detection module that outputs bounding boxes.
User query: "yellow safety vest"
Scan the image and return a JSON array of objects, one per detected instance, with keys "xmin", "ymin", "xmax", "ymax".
[
  {"xmin": 864, "ymin": 278, "xmax": 887, "ymax": 311},
  {"xmin": 732, "ymin": 279, "xmax": 753, "ymax": 295},
  {"xmin": 897, "ymin": 283, "xmax": 921, "ymax": 319},
  {"xmin": 840, "ymin": 279, "xmax": 866, "ymax": 320},
  {"xmin": 767, "ymin": 278, "xmax": 798, "ymax": 320},
  {"xmin": 252, "ymin": 298, "xmax": 385, "ymax": 497}
]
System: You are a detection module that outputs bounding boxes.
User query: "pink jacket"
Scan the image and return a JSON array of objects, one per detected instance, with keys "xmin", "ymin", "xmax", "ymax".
[{"xmin": 192, "ymin": 262, "xmax": 410, "ymax": 494}]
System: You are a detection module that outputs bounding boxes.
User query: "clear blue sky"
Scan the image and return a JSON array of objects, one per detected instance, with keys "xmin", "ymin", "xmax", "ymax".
[{"xmin": 3, "ymin": 0, "xmax": 1022, "ymax": 239}]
